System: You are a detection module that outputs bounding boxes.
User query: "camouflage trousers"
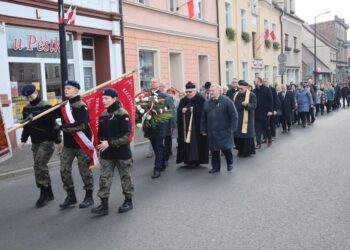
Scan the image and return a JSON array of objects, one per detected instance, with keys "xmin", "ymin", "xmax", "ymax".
[
  {"xmin": 31, "ymin": 141, "xmax": 54, "ymax": 188},
  {"xmin": 97, "ymin": 158, "xmax": 134, "ymax": 199},
  {"xmin": 60, "ymin": 147, "xmax": 93, "ymax": 191}
]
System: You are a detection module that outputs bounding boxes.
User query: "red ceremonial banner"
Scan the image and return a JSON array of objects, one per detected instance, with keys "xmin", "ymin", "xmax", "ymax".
[{"xmin": 83, "ymin": 75, "xmax": 135, "ymax": 146}]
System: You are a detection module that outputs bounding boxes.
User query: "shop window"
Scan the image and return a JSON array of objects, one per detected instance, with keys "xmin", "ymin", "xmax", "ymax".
[
  {"xmin": 9, "ymin": 63, "xmax": 42, "ymax": 123},
  {"xmin": 45, "ymin": 63, "xmax": 75, "ymax": 105},
  {"xmin": 139, "ymin": 49, "xmax": 158, "ymax": 91}
]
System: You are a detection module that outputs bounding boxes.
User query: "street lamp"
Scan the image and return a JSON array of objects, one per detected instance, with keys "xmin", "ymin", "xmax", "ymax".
[{"xmin": 314, "ymin": 11, "xmax": 331, "ymax": 85}]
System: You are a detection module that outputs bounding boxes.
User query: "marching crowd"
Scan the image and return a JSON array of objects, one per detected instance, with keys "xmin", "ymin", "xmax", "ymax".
[{"xmin": 18, "ymin": 76, "xmax": 348, "ymax": 216}]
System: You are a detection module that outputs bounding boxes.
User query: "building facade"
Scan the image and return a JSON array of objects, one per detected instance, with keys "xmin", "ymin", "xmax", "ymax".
[
  {"xmin": 311, "ymin": 15, "xmax": 349, "ymax": 83},
  {"xmin": 122, "ymin": 0, "xmax": 219, "ymax": 93},
  {"xmin": 0, "ymin": 0, "xmax": 124, "ymax": 145},
  {"xmin": 302, "ymin": 23, "xmax": 337, "ymax": 83},
  {"xmin": 218, "ymin": 0, "xmax": 282, "ymax": 86},
  {"xmin": 280, "ymin": 0, "xmax": 303, "ymax": 84}
]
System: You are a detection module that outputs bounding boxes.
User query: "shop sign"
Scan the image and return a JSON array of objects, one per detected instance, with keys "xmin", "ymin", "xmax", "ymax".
[
  {"xmin": 253, "ymin": 60, "xmax": 264, "ymax": 69},
  {"xmin": 6, "ymin": 26, "xmax": 73, "ymax": 59}
]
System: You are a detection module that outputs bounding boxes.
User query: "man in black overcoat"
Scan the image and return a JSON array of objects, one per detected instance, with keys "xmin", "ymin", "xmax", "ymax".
[
  {"xmin": 278, "ymin": 84, "xmax": 295, "ymax": 132},
  {"xmin": 176, "ymin": 82, "xmax": 209, "ymax": 167}
]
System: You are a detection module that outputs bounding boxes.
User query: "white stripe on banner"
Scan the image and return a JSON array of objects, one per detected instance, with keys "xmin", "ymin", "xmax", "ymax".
[{"xmin": 64, "ymin": 102, "xmax": 98, "ymax": 165}]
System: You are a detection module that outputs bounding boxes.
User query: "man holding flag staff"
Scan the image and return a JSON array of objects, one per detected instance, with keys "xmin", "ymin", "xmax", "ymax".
[
  {"xmin": 20, "ymin": 84, "xmax": 62, "ymax": 208},
  {"xmin": 91, "ymin": 88, "xmax": 134, "ymax": 216},
  {"xmin": 54, "ymin": 80, "xmax": 96, "ymax": 210}
]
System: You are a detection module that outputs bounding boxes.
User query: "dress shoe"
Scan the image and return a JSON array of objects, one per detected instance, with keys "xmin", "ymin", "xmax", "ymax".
[
  {"xmin": 267, "ymin": 139, "xmax": 272, "ymax": 147},
  {"xmin": 227, "ymin": 165, "xmax": 233, "ymax": 171},
  {"xmin": 255, "ymin": 144, "xmax": 261, "ymax": 149},
  {"xmin": 209, "ymin": 169, "xmax": 220, "ymax": 174},
  {"xmin": 151, "ymin": 170, "xmax": 161, "ymax": 179}
]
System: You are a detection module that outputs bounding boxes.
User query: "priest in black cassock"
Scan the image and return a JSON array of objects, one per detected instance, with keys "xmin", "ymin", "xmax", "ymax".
[
  {"xmin": 176, "ymin": 82, "xmax": 209, "ymax": 167},
  {"xmin": 233, "ymin": 80, "xmax": 257, "ymax": 157}
]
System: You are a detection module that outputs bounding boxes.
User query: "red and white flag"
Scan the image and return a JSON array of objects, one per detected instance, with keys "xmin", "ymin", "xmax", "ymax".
[
  {"xmin": 264, "ymin": 29, "xmax": 269, "ymax": 40},
  {"xmin": 270, "ymin": 30, "xmax": 276, "ymax": 41},
  {"xmin": 65, "ymin": 5, "xmax": 77, "ymax": 26},
  {"xmin": 187, "ymin": 0, "xmax": 200, "ymax": 19}
]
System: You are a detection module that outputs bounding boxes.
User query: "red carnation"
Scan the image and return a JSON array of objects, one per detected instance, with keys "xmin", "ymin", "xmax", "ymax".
[
  {"xmin": 156, "ymin": 114, "xmax": 161, "ymax": 119},
  {"xmin": 148, "ymin": 111, "xmax": 152, "ymax": 115}
]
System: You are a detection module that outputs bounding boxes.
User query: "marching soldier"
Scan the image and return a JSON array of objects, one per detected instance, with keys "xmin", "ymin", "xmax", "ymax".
[
  {"xmin": 91, "ymin": 88, "xmax": 134, "ymax": 215},
  {"xmin": 176, "ymin": 81, "xmax": 209, "ymax": 167},
  {"xmin": 20, "ymin": 84, "xmax": 62, "ymax": 208},
  {"xmin": 54, "ymin": 80, "xmax": 95, "ymax": 210}
]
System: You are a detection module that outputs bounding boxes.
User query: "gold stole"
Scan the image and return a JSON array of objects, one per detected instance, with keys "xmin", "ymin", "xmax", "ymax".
[{"xmin": 233, "ymin": 90, "xmax": 251, "ymax": 134}]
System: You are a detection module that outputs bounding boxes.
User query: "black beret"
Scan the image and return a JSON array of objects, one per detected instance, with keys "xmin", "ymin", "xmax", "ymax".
[
  {"xmin": 21, "ymin": 85, "xmax": 36, "ymax": 96},
  {"xmin": 65, "ymin": 80, "xmax": 80, "ymax": 90},
  {"xmin": 238, "ymin": 80, "xmax": 248, "ymax": 87},
  {"xmin": 102, "ymin": 88, "xmax": 118, "ymax": 97},
  {"xmin": 204, "ymin": 81, "xmax": 211, "ymax": 89},
  {"xmin": 185, "ymin": 81, "xmax": 196, "ymax": 89}
]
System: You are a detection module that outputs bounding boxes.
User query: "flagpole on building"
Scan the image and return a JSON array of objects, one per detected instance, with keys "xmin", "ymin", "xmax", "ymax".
[{"xmin": 58, "ymin": 0, "xmax": 68, "ymax": 101}]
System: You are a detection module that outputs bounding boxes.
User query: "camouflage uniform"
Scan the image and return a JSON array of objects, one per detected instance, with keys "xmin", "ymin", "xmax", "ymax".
[
  {"xmin": 21, "ymin": 97, "xmax": 61, "ymax": 189},
  {"xmin": 97, "ymin": 102, "xmax": 134, "ymax": 199},
  {"xmin": 31, "ymin": 142, "xmax": 54, "ymax": 187},
  {"xmin": 60, "ymin": 147, "xmax": 93, "ymax": 191},
  {"xmin": 55, "ymin": 95, "xmax": 94, "ymax": 192}
]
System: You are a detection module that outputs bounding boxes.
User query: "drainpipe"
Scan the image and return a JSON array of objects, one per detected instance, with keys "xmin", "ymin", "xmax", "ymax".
[
  {"xmin": 119, "ymin": 0, "xmax": 126, "ymax": 73},
  {"xmin": 280, "ymin": 9, "xmax": 284, "ymax": 84},
  {"xmin": 216, "ymin": 0, "xmax": 221, "ymax": 85}
]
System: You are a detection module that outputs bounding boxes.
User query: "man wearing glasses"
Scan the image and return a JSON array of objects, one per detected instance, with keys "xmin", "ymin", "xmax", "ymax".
[
  {"xmin": 176, "ymin": 81, "xmax": 209, "ymax": 167},
  {"xmin": 20, "ymin": 84, "xmax": 62, "ymax": 208}
]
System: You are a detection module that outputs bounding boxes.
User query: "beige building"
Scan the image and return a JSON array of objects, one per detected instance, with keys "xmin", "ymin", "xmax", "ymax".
[
  {"xmin": 123, "ymin": 0, "xmax": 219, "ymax": 93},
  {"xmin": 218, "ymin": 0, "xmax": 282, "ymax": 86}
]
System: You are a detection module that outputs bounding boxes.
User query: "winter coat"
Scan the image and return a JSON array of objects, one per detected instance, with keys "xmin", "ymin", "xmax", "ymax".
[
  {"xmin": 201, "ymin": 95, "xmax": 238, "ymax": 151},
  {"xmin": 233, "ymin": 91, "xmax": 257, "ymax": 139},
  {"xmin": 278, "ymin": 90, "xmax": 295, "ymax": 124},
  {"xmin": 325, "ymin": 87, "xmax": 335, "ymax": 101},
  {"xmin": 316, "ymin": 89, "xmax": 327, "ymax": 104},
  {"xmin": 253, "ymin": 85, "xmax": 273, "ymax": 121},
  {"xmin": 295, "ymin": 88, "xmax": 313, "ymax": 112}
]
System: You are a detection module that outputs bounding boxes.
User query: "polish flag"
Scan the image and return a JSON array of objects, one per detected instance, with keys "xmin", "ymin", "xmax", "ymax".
[
  {"xmin": 64, "ymin": 5, "xmax": 77, "ymax": 26},
  {"xmin": 270, "ymin": 30, "xmax": 276, "ymax": 41},
  {"xmin": 187, "ymin": 0, "xmax": 200, "ymax": 19},
  {"xmin": 264, "ymin": 29, "xmax": 269, "ymax": 41}
]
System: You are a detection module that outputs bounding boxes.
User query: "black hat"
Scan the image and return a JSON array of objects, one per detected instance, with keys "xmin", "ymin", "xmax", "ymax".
[
  {"xmin": 21, "ymin": 84, "xmax": 36, "ymax": 96},
  {"xmin": 65, "ymin": 80, "xmax": 80, "ymax": 90},
  {"xmin": 102, "ymin": 88, "xmax": 118, "ymax": 98},
  {"xmin": 238, "ymin": 80, "xmax": 248, "ymax": 87},
  {"xmin": 204, "ymin": 81, "xmax": 211, "ymax": 89},
  {"xmin": 185, "ymin": 81, "xmax": 196, "ymax": 89}
]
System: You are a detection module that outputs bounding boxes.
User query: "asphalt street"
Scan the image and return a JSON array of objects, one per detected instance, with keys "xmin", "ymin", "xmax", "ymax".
[{"xmin": 1, "ymin": 109, "xmax": 350, "ymax": 250}]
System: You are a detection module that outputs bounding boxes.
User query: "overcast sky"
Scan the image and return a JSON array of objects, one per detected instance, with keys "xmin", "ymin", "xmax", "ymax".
[{"xmin": 295, "ymin": 0, "xmax": 349, "ymax": 26}]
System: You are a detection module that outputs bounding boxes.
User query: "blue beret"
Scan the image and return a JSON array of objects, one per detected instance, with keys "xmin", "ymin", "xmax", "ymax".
[
  {"xmin": 65, "ymin": 80, "xmax": 80, "ymax": 90},
  {"xmin": 102, "ymin": 88, "xmax": 118, "ymax": 97},
  {"xmin": 185, "ymin": 81, "xmax": 196, "ymax": 89},
  {"xmin": 21, "ymin": 85, "xmax": 36, "ymax": 96}
]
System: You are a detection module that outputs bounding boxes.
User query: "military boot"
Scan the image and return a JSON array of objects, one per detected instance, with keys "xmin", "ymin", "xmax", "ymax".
[
  {"xmin": 118, "ymin": 197, "xmax": 133, "ymax": 213},
  {"xmin": 91, "ymin": 198, "xmax": 108, "ymax": 215},
  {"xmin": 36, "ymin": 187, "xmax": 49, "ymax": 208},
  {"xmin": 47, "ymin": 185, "xmax": 54, "ymax": 201},
  {"xmin": 79, "ymin": 190, "xmax": 94, "ymax": 208},
  {"xmin": 59, "ymin": 189, "xmax": 77, "ymax": 209}
]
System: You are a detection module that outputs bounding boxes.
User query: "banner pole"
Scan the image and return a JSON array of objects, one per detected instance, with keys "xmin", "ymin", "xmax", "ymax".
[{"xmin": 7, "ymin": 69, "xmax": 137, "ymax": 133}]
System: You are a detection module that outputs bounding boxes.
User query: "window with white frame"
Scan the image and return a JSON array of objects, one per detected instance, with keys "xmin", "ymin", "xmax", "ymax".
[
  {"xmin": 137, "ymin": 0, "xmax": 146, "ymax": 4},
  {"xmin": 225, "ymin": 61, "xmax": 234, "ymax": 85},
  {"xmin": 196, "ymin": 0, "xmax": 203, "ymax": 19},
  {"xmin": 225, "ymin": 2, "xmax": 232, "ymax": 28},
  {"xmin": 293, "ymin": 36, "xmax": 297, "ymax": 50},
  {"xmin": 242, "ymin": 62, "xmax": 248, "ymax": 81},
  {"xmin": 169, "ymin": 0, "xmax": 176, "ymax": 12},
  {"xmin": 264, "ymin": 19, "xmax": 268, "ymax": 31},
  {"xmin": 273, "ymin": 66, "xmax": 277, "ymax": 84},
  {"xmin": 264, "ymin": 65, "xmax": 269, "ymax": 81},
  {"xmin": 284, "ymin": 33, "xmax": 289, "ymax": 48},
  {"xmin": 272, "ymin": 23, "xmax": 276, "ymax": 34},
  {"xmin": 251, "ymin": 0, "xmax": 258, "ymax": 15},
  {"xmin": 241, "ymin": 9, "xmax": 247, "ymax": 32},
  {"xmin": 139, "ymin": 49, "xmax": 158, "ymax": 91}
]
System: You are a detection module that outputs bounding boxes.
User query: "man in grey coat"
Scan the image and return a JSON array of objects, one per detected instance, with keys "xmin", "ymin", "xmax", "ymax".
[{"xmin": 201, "ymin": 84, "xmax": 238, "ymax": 173}]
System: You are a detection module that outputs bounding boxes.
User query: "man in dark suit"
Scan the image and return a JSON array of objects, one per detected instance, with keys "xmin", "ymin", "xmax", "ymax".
[
  {"xmin": 226, "ymin": 78, "xmax": 239, "ymax": 101},
  {"xmin": 278, "ymin": 84, "xmax": 295, "ymax": 132},
  {"xmin": 253, "ymin": 77, "xmax": 273, "ymax": 149}
]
